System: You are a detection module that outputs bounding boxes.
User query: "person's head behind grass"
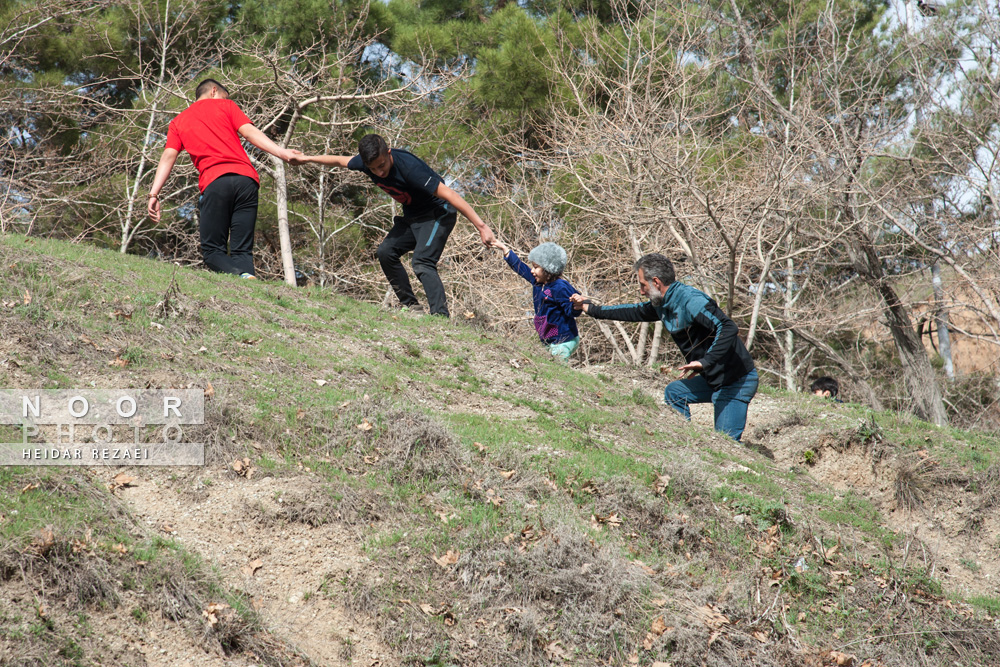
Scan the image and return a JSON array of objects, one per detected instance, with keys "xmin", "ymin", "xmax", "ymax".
[{"xmin": 810, "ymin": 376, "xmax": 839, "ymax": 399}]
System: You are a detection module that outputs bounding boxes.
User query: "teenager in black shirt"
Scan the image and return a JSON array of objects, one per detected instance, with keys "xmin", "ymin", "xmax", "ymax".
[{"xmin": 293, "ymin": 134, "xmax": 496, "ymax": 317}]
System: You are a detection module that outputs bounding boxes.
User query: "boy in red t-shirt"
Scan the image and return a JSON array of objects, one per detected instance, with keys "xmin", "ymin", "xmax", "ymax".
[{"xmin": 147, "ymin": 79, "xmax": 300, "ymax": 277}]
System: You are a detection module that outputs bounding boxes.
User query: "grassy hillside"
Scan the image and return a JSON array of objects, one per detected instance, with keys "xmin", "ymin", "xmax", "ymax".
[{"xmin": 1, "ymin": 234, "xmax": 999, "ymax": 667}]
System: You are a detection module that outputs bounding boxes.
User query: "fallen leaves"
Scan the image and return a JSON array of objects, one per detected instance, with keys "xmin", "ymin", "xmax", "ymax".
[
  {"xmin": 108, "ymin": 356, "xmax": 129, "ymax": 368},
  {"xmin": 232, "ymin": 458, "xmax": 255, "ymax": 479},
  {"xmin": 693, "ymin": 604, "xmax": 731, "ymax": 630},
  {"xmin": 590, "ymin": 512, "xmax": 622, "ymax": 529},
  {"xmin": 654, "ymin": 474, "xmax": 671, "ymax": 496},
  {"xmin": 202, "ymin": 602, "xmax": 230, "ymax": 627},
  {"xmin": 79, "ymin": 334, "xmax": 103, "ymax": 351},
  {"xmin": 241, "ymin": 558, "xmax": 264, "ymax": 576},
  {"xmin": 314, "ymin": 379, "xmax": 328, "ymax": 386},
  {"xmin": 29, "ymin": 525, "xmax": 56, "ymax": 556},
  {"xmin": 433, "ymin": 550, "xmax": 460, "ymax": 569},
  {"xmin": 107, "ymin": 473, "xmax": 136, "ymax": 493},
  {"xmin": 642, "ymin": 615, "xmax": 673, "ymax": 649},
  {"xmin": 485, "ymin": 488, "xmax": 505, "ymax": 506},
  {"xmin": 822, "ymin": 650, "xmax": 856, "ymax": 666},
  {"xmin": 71, "ymin": 529, "xmax": 96, "ymax": 554},
  {"xmin": 204, "ymin": 382, "xmax": 215, "ymax": 399},
  {"xmin": 357, "ymin": 418, "xmax": 374, "ymax": 432},
  {"xmin": 415, "ymin": 602, "xmax": 457, "ymax": 626},
  {"xmin": 21, "ymin": 482, "xmax": 39, "ymax": 493},
  {"xmin": 543, "ymin": 640, "xmax": 571, "ymax": 662}
]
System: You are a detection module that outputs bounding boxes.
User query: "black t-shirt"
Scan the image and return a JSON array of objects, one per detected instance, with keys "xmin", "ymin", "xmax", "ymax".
[{"xmin": 348, "ymin": 148, "xmax": 446, "ymax": 219}]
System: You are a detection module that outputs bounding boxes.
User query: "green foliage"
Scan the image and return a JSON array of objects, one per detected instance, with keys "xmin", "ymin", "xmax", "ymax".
[{"xmin": 238, "ymin": 0, "xmax": 393, "ymax": 52}]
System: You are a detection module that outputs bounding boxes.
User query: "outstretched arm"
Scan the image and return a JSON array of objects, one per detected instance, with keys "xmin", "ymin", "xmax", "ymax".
[
  {"xmin": 238, "ymin": 123, "xmax": 300, "ymax": 163},
  {"xmin": 569, "ymin": 294, "xmax": 658, "ymax": 322},
  {"xmin": 434, "ymin": 183, "xmax": 496, "ymax": 247},
  {"xmin": 147, "ymin": 147, "xmax": 179, "ymax": 222},
  {"xmin": 288, "ymin": 154, "xmax": 353, "ymax": 168}
]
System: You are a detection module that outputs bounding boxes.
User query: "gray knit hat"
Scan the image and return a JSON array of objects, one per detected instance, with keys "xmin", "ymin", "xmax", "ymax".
[{"xmin": 527, "ymin": 242, "xmax": 568, "ymax": 276}]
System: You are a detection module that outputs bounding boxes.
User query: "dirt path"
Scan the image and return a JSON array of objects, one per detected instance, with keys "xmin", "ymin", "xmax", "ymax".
[{"xmin": 114, "ymin": 467, "xmax": 391, "ymax": 667}]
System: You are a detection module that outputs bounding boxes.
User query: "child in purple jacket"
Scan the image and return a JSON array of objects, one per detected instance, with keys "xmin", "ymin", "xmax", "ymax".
[{"xmin": 495, "ymin": 240, "xmax": 582, "ymax": 361}]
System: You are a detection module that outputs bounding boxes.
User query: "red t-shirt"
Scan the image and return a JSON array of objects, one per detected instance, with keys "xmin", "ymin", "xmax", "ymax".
[{"xmin": 165, "ymin": 99, "xmax": 260, "ymax": 192}]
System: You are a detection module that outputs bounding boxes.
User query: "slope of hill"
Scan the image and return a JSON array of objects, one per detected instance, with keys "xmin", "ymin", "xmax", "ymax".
[{"xmin": 1, "ymin": 234, "xmax": 998, "ymax": 667}]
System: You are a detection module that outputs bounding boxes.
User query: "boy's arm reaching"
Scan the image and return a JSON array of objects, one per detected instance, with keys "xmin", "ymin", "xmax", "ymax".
[
  {"xmin": 287, "ymin": 154, "xmax": 353, "ymax": 168},
  {"xmin": 434, "ymin": 183, "xmax": 496, "ymax": 247},
  {"xmin": 237, "ymin": 124, "xmax": 301, "ymax": 163}
]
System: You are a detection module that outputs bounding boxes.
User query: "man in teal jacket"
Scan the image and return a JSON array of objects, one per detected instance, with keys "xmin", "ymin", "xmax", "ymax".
[{"xmin": 571, "ymin": 253, "xmax": 757, "ymax": 441}]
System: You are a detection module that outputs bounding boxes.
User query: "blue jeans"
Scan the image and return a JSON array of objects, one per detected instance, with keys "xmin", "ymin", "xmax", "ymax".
[{"xmin": 664, "ymin": 369, "xmax": 758, "ymax": 441}]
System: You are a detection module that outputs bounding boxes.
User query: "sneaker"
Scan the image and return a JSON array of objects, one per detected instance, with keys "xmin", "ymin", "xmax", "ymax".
[{"xmin": 240, "ymin": 273, "xmax": 257, "ymax": 280}]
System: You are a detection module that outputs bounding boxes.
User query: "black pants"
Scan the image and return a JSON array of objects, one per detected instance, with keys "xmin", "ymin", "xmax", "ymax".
[
  {"xmin": 376, "ymin": 209, "xmax": 457, "ymax": 316},
  {"xmin": 198, "ymin": 174, "xmax": 259, "ymax": 276}
]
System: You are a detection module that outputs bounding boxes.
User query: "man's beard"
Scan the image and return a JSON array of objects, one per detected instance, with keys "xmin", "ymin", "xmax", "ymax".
[{"xmin": 648, "ymin": 283, "xmax": 664, "ymax": 307}]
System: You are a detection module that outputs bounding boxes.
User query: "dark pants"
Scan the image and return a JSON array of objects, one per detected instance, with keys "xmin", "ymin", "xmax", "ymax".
[
  {"xmin": 197, "ymin": 174, "xmax": 259, "ymax": 276},
  {"xmin": 376, "ymin": 209, "xmax": 457, "ymax": 316}
]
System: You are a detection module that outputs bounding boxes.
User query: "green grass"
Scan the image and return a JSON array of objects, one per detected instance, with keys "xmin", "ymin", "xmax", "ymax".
[{"xmin": 4, "ymin": 233, "xmax": 1000, "ymax": 666}]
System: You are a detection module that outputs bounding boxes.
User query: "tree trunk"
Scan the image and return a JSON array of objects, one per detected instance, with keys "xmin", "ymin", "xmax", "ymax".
[
  {"xmin": 782, "ymin": 255, "xmax": 796, "ymax": 391},
  {"xmin": 849, "ymin": 231, "xmax": 947, "ymax": 425},
  {"xmin": 273, "ymin": 157, "xmax": 296, "ymax": 286},
  {"xmin": 647, "ymin": 321, "xmax": 663, "ymax": 368},
  {"xmin": 931, "ymin": 261, "xmax": 954, "ymax": 381}
]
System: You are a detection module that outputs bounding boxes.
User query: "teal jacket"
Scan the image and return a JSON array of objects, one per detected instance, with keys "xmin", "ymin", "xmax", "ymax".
[{"xmin": 587, "ymin": 282, "xmax": 754, "ymax": 390}]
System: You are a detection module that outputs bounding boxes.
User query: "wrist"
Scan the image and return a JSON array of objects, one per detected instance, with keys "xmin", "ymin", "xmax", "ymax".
[{"xmin": 147, "ymin": 193, "xmax": 159, "ymax": 199}]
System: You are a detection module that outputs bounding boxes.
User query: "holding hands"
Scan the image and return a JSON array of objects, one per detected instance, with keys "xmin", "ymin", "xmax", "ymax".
[
  {"xmin": 569, "ymin": 293, "xmax": 589, "ymax": 312},
  {"xmin": 282, "ymin": 148, "xmax": 306, "ymax": 164}
]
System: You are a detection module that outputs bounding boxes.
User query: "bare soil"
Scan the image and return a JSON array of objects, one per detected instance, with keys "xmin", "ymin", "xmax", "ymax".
[{"xmin": 112, "ymin": 467, "xmax": 393, "ymax": 667}]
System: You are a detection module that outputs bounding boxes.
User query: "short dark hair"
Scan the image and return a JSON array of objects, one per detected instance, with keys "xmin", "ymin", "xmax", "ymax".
[
  {"xmin": 358, "ymin": 134, "xmax": 389, "ymax": 165},
  {"xmin": 195, "ymin": 78, "xmax": 228, "ymax": 100},
  {"xmin": 634, "ymin": 253, "xmax": 675, "ymax": 286},
  {"xmin": 809, "ymin": 376, "xmax": 839, "ymax": 397}
]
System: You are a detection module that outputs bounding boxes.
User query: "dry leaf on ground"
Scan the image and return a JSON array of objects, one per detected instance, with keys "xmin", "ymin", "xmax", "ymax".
[
  {"xmin": 643, "ymin": 614, "xmax": 672, "ymax": 649},
  {"xmin": 202, "ymin": 602, "xmax": 229, "ymax": 627},
  {"xmin": 693, "ymin": 604, "xmax": 731, "ymax": 630},
  {"xmin": 107, "ymin": 472, "xmax": 136, "ymax": 493},
  {"xmin": 654, "ymin": 474, "xmax": 671, "ymax": 495},
  {"xmin": 232, "ymin": 458, "xmax": 255, "ymax": 478},
  {"xmin": 30, "ymin": 526, "xmax": 56, "ymax": 556},
  {"xmin": 544, "ymin": 640, "xmax": 570, "ymax": 661},
  {"xmin": 241, "ymin": 558, "xmax": 263, "ymax": 576},
  {"xmin": 433, "ymin": 550, "xmax": 460, "ymax": 569}
]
